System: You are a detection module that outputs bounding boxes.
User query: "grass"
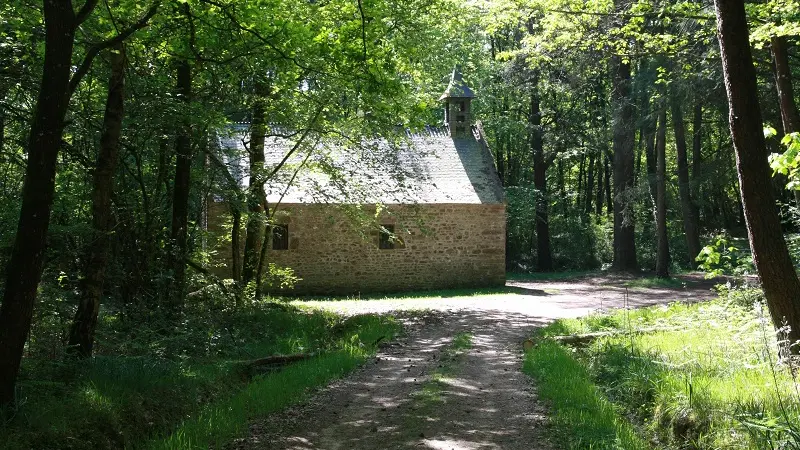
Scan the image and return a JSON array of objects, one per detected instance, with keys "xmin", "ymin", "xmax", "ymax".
[
  {"xmin": 523, "ymin": 340, "xmax": 648, "ymax": 449},
  {"xmin": 297, "ymin": 287, "xmax": 515, "ymax": 303},
  {"xmin": 527, "ymin": 292, "xmax": 800, "ymax": 449},
  {"xmin": 508, "ymin": 270, "xmax": 600, "ymax": 282},
  {"xmin": 0, "ymin": 304, "xmax": 400, "ymax": 450},
  {"xmin": 411, "ymin": 333, "xmax": 473, "ymax": 406}
]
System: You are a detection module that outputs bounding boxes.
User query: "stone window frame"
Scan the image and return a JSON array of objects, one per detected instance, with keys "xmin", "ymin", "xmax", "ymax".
[{"xmin": 272, "ymin": 224, "xmax": 289, "ymax": 250}]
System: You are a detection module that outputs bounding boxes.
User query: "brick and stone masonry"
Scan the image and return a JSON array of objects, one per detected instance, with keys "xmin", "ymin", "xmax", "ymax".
[
  {"xmin": 211, "ymin": 67, "xmax": 506, "ymax": 294},
  {"xmin": 267, "ymin": 203, "xmax": 505, "ymax": 294}
]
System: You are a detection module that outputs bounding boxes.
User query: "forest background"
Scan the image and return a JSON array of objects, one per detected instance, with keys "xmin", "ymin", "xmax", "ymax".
[{"xmin": 1, "ymin": 0, "xmax": 800, "ymax": 447}]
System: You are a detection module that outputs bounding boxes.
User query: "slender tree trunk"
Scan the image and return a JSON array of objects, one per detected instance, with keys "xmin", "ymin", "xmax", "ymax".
[
  {"xmin": 714, "ymin": 0, "xmax": 800, "ymax": 348},
  {"xmin": 242, "ymin": 82, "xmax": 268, "ymax": 284},
  {"xmin": 67, "ymin": 44, "xmax": 126, "ymax": 358},
  {"xmin": 644, "ymin": 97, "xmax": 658, "ymax": 204},
  {"xmin": 604, "ymin": 152, "xmax": 612, "ymax": 215},
  {"xmin": 610, "ymin": 52, "xmax": 638, "ymax": 271},
  {"xmin": 772, "ymin": 35, "xmax": 800, "ymax": 205},
  {"xmin": 168, "ymin": 60, "xmax": 192, "ymax": 313},
  {"xmin": 671, "ymin": 92, "xmax": 702, "ymax": 262},
  {"xmin": 692, "ymin": 102, "xmax": 703, "ymax": 182},
  {"xmin": 691, "ymin": 101, "xmax": 703, "ymax": 221},
  {"xmin": 231, "ymin": 207, "xmax": 242, "ymax": 282},
  {"xmin": 655, "ymin": 106, "xmax": 670, "ymax": 278},
  {"xmin": 0, "ymin": 91, "xmax": 5, "ymax": 154},
  {"xmin": 576, "ymin": 154, "xmax": 585, "ymax": 208},
  {"xmin": 772, "ymin": 35, "xmax": 800, "ymax": 135},
  {"xmin": 596, "ymin": 153, "xmax": 604, "ymax": 217},
  {"xmin": 531, "ymin": 91, "xmax": 552, "ymax": 271},
  {"xmin": 586, "ymin": 153, "xmax": 595, "ymax": 214},
  {"xmin": 0, "ymin": 1, "xmax": 79, "ymax": 407}
]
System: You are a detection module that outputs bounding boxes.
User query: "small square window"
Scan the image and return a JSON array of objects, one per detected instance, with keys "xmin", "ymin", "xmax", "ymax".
[
  {"xmin": 272, "ymin": 224, "xmax": 289, "ymax": 250},
  {"xmin": 379, "ymin": 224, "xmax": 394, "ymax": 250}
]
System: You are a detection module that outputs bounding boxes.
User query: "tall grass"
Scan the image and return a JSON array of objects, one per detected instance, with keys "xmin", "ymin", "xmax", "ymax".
[
  {"xmin": 529, "ymin": 295, "xmax": 800, "ymax": 449},
  {"xmin": 0, "ymin": 306, "xmax": 399, "ymax": 450},
  {"xmin": 524, "ymin": 341, "xmax": 648, "ymax": 449}
]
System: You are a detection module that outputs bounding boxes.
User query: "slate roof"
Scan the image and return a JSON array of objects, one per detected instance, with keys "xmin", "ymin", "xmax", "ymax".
[
  {"xmin": 439, "ymin": 66, "xmax": 475, "ymax": 100},
  {"xmin": 217, "ymin": 124, "xmax": 504, "ymax": 205}
]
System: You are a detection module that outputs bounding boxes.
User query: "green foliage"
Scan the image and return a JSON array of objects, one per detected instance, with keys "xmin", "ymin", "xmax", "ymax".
[
  {"xmin": 506, "ymin": 186, "xmax": 613, "ymax": 271},
  {"xmin": 696, "ymin": 235, "xmax": 754, "ymax": 278},
  {"xmin": 523, "ymin": 340, "xmax": 648, "ymax": 449},
  {"xmin": 149, "ymin": 314, "xmax": 397, "ymax": 449},
  {"xmin": 533, "ymin": 296, "xmax": 800, "ymax": 449},
  {"xmin": 770, "ymin": 132, "xmax": 800, "ymax": 190},
  {"xmin": 0, "ymin": 303, "xmax": 399, "ymax": 449}
]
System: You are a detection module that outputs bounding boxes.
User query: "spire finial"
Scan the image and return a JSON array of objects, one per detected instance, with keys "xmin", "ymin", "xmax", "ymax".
[{"xmin": 439, "ymin": 65, "xmax": 475, "ymax": 101}]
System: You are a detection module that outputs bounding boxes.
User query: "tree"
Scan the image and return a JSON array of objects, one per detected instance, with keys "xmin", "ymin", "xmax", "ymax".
[
  {"xmin": 713, "ymin": 0, "xmax": 800, "ymax": 346},
  {"xmin": 0, "ymin": 0, "xmax": 158, "ymax": 406},
  {"xmin": 772, "ymin": 36, "xmax": 800, "ymax": 136},
  {"xmin": 242, "ymin": 81, "xmax": 269, "ymax": 284},
  {"xmin": 610, "ymin": 50, "xmax": 638, "ymax": 271},
  {"xmin": 670, "ymin": 86, "xmax": 702, "ymax": 262},
  {"xmin": 66, "ymin": 44, "xmax": 126, "ymax": 358},
  {"xmin": 654, "ymin": 104, "xmax": 670, "ymax": 278},
  {"xmin": 530, "ymin": 86, "xmax": 553, "ymax": 271}
]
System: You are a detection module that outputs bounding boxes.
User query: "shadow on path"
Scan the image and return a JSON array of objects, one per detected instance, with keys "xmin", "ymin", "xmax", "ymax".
[{"xmin": 232, "ymin": 275, "xmax": 717, "ymax": 449}]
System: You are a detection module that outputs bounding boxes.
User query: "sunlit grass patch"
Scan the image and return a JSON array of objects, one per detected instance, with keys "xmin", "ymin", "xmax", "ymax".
[
  {"xmin": 528, "ymin": 297, "xmax": 800, "ymax": 449},
  {"xmin": 523, "ymin": 340, "xmax": 648, "ymax": 449}
]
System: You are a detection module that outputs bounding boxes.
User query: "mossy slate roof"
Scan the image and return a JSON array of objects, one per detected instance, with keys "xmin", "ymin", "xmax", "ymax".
[{"xmin": 218, "ymin": 124, "xmax": 504, "ymax": 205}]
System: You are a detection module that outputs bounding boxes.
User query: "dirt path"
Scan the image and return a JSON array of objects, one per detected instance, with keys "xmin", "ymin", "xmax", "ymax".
[{"xmin": 232, "ymin": 274, "xmax": 718, "ymax": 449}]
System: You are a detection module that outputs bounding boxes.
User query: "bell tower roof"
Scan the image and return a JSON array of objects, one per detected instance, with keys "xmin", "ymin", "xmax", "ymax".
[{"xmin": 439, "ymin": 66, "xmax": 475, "ymax": 100}]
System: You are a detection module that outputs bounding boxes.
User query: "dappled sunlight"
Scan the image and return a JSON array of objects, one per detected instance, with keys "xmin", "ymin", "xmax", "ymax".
[{"xmin": 232, "ymin": 276, "xmax": 714, "ymax": 449}]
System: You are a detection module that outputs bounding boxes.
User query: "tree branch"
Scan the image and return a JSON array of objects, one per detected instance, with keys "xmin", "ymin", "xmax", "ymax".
[
  {"xmin": 69, "ymin": 1, "xmax": 160, "ymax": 95},
  {"xmin": 357, "ymin": 0, "xmax": 368, "ymax": 63},
  {"xmin": 74, "ymin": 0, "xmax": 100, "ymax": 26}
]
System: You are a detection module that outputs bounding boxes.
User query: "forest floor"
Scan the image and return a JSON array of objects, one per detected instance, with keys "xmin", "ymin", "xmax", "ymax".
[{"xmin": 230, "ymin": 273, "xmax": 719, "ymax": 450}]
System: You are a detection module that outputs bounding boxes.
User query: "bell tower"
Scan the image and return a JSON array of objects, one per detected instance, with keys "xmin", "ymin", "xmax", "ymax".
[{"xmin": 439, "ymin": 66, "xmax": 475, "ymax": 138}]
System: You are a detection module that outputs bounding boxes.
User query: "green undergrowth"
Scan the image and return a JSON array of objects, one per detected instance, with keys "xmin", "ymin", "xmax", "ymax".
[
  {"xmin": 527, "ymin": 292, "xmax": 800, "ymax": 449},
  {"xmin": 524, "ymin": 340, "xmax": 648, "ymax": 449},
  {"xmin": 0, "ymin": 302, "xmax": 399, "ymax": 450}
]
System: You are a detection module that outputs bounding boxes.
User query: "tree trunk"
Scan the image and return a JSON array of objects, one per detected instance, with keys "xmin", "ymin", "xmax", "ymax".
[
  {"xmin": 655, "ymin": 106, "xmax": 670, "ymax": 278},
  {"xmin": 231, "ymin": 207, "xmax": 242, "ymax": 282},
  {"xmin": 644, "ymin": 97, "xmax": 658, "ymax": 205},
  {"xmin": 531, "ymin": 91, "xmax": 552, "ymax": 271},
  {"xmin": 610, "ymin": 52, "xmax": 638, "ymax": 271},
  {"xmin": 714, "ymin": 0, "xmax": 800, "ymax": 348},
  {"xmin": 585, "ymin": 153, "xmax": 595, "ymax": 215},
  {"xmin": 671, "ymin": 92, "xmax": 702, "ymax": 262},
  {"xmin": 576, "ymin": 154, "xmax": 585, "ymax": 208},
  {"xmin": 692, "ymin": 102, "xmax": 703, "ymax": 182},
  {"xmin": 67, "ymin": 44, "xmax": 125, "ymax": 358},
  {"xmin": 604, "ymin": 152, "xmax": 612, "ymax": 215},
  {"xmin": 242, "ymin": 82, "xmax": 268, "ymax": 284},
  {"xmin": 691, "ymin": 101, "xmax": 703, "ymax": 221},
  {"xmin": 168, "ymin": 60, "xmax": 192, "ymax": 313},
  {"xmin": 595, "ymin": 153, "xmax": 604, "ymax": 216},
  {"xmin": 772, "ymin": 35, "xmax": 800, "ymax": 135},
  {"xmin": 0, "ymin": 1, "xmax": 78, "ymax": 407}
]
